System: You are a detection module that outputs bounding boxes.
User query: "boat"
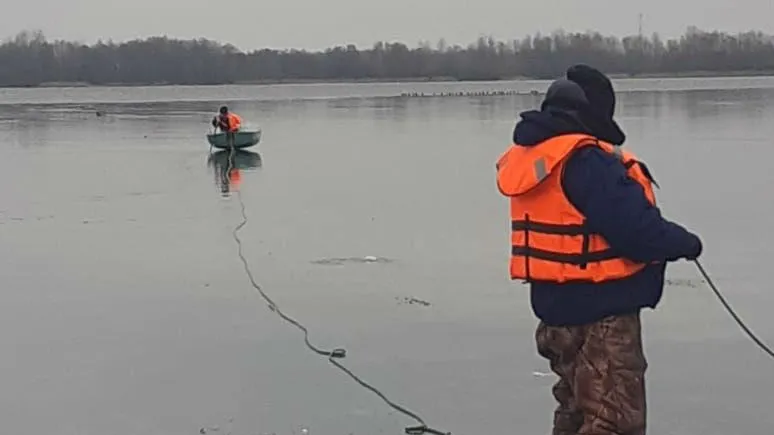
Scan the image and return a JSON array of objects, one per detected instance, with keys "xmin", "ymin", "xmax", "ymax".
[{"xmin": 206, "ymin": 129, "xmax": 262, "ymax": 149}]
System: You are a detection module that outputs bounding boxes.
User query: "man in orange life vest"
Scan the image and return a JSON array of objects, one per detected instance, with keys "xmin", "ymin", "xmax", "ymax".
[
  {"xmin": 496, "ymin": 64, "xmax": 703, "ymax": 435},
  {"xmin": 211, "ymin": 105, "xmax": 242, "ymax": 133}
]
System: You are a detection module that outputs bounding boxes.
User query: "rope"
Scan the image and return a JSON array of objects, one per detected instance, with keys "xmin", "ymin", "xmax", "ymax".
[
  {"xmin": 216, "ymin": 138, "xmax": 771, "ymax": 432},
  {"xmin": 221, "ymin": 143, "xmax": 450, "ymax": 435},
  {"xmin": 694, "ymin": 259, "xmax": 774, "ymax": 360}
]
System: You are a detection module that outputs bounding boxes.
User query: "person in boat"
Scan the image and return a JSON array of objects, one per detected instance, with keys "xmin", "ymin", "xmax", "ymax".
[
  {"xmin": 211, "ymin": 105, "xmax": 242, "ymax": 133},
  {"xmin": 495, "ymin": 64, "xmax": 703, "ymax": 435}
]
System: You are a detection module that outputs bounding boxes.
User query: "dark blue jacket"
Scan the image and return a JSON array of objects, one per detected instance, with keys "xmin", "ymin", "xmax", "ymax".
[{"xmin": 512, "ymin": 108, "xmax": 702, "ymax": 326}]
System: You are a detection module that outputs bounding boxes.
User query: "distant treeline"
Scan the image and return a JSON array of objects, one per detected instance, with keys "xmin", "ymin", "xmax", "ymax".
[{"xmin": 4, "ymin": 26, "xmax": 774, "ymax": 87}]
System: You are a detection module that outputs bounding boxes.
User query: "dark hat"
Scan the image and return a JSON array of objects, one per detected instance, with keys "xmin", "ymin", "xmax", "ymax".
[
  {"xmin": 566, "ymin": 64, "xmax": 625, "ymax": 145},
  {"xmin": 219, "ymin": 105, "xmax": 228, "ymax": 114},
  {"xmin": 540, "ymin": 79, "xmax": 590, "ymax": 112}
]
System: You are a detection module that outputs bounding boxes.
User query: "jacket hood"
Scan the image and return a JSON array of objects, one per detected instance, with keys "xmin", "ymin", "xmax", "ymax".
[
  {"xmin": 566, "ymin": 64, "xmax": 626, "ymax": 145},
  {"xmin": 513, "ymin": 108, "xmax": 592, "ymax": 147}
]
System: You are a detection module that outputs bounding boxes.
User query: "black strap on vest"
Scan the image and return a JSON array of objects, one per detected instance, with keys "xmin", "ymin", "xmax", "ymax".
[
  {"xmin": 580, "ymin": 219, "xmax": 590, "ymax": 270},
  {"xmin": 511, "ymin": 219, "xmax": 618, "ymax": 271},
  {"xmin": 522, "ymin": 214, "xmax": 531, "ymax": 283}
]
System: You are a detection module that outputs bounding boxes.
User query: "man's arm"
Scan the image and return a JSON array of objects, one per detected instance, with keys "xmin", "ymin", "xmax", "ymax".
[{"xmin": 561, "ymin": 147, "xmax": 702, "ymax": 263}]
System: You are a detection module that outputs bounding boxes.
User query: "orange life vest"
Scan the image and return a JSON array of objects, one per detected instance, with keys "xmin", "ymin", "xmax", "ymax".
[
  {"xmin": 495, "ymin": 133, "xmax": 658, "ymax": 284},
  {"xmin": 220, "ymin": 113, "xmax": 242, "ymax": 132}
]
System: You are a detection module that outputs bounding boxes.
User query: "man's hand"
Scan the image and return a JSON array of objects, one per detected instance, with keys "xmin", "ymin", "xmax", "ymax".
[{"xmin": 683, "ymin": 235, "xmax": 703, "ymax": 260}]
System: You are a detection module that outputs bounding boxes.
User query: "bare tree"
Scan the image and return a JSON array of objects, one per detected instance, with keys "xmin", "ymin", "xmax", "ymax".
[{"xmin": 2, "ymin": 27, "xmax": 774, "ymax": 87}]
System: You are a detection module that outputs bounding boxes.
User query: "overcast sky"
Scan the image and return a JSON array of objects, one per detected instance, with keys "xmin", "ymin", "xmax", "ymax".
[{"xmin": 1, "ymin": 0, "xmax": 772, "ymax": 51}]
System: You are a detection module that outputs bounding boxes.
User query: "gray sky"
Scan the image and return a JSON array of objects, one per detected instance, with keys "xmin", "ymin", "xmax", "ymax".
[{"xmin": 2, "ymin": 0, "xmax": 773, "ymax": 51}]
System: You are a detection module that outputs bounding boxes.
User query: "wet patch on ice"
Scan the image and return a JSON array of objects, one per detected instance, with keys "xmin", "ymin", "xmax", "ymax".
[
  {"xmin": 395, "ymin": 296, "xmax": 431, "ymax": 307},
  {"xmin": 665, "ymin": 278, "xmax": 706, "ymax": 288}
]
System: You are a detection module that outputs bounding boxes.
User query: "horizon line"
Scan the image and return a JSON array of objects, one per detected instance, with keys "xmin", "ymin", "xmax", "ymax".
[{"xmin": 5, "ymin": 25, "xmax": 774, "ymax": 53}]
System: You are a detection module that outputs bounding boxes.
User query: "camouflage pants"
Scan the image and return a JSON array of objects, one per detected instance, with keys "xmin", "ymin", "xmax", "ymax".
[{"xmin": 536, "ymin": 313, "xmax": 647, "ymax": 435}]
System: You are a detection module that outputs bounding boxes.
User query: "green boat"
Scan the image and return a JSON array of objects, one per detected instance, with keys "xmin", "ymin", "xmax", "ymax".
[{"xmin": 206, "ymin": 130, "xmax": 262, "ymax": 149}]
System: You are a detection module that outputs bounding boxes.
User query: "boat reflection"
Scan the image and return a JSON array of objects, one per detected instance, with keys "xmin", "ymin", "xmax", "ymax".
[{"xmin": 206, "ymin": 149, "xmax": 262, "ymax": 196}]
